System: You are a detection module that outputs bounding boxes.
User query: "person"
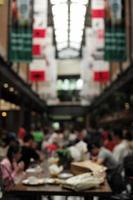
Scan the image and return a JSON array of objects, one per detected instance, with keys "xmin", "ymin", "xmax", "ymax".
[
  {"xmin": 0, "ymin": 143, "xmax": 24, "ymax": 190},
  {"xmin": 0, "ymin": 131, "xmax": 18, "ymax": 158},
  {"xmin": 87, "ymin": 140, "xmax": 125, "ymax": 193},
  {"xmin": 113, "ymin": 128, "xmax": 130, "ymax": 163},
  {"xmin": 32, "ymin": 127, "xmax": 44, "ymax": 150},
  {"xmin": 20, "ymin": 134, "xmax": 40, "ymax": 170},
  {"xmin": 104, "ymin": 132, "xmax": 116, "ymax": 151},
  {"xmin": 87, "ymin": 140, "xmax": 118, "ymax": 170},
  {"xmin": 17, "ymin": 127, "xmax": 26, "ymax": 145}
]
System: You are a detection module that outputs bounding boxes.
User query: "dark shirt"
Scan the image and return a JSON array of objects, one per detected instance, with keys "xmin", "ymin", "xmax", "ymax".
[{"xmin": 21, "ymin": 146, "xmax": 39, "ymax": 170}]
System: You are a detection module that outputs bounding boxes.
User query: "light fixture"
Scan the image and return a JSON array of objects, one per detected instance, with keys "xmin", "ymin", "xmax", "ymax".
[
  {"xmin": 3, "ymin": 83, "xmax": 8, "ymax": 88},
  {"xmin": 0, "ymin": 99, "xmax": 5, "ymax": 104},
  {"xmin": 2, "ymin": 112, "xmax": 7, "ymax": 118},
  {"xmin": 9, "ymin": 87, "xmax": 14, "ymax": 92}
]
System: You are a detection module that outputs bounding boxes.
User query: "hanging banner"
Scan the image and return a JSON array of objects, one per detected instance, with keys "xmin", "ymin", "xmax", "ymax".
[
  {"xmin": 32, "ymin": 0, "xmax": 47, "ymax": 58},
  {"xmin": 93, "ymin": 60, "xmax": 110, "ymax": 83},
  {"xmin": 29, "ymin": 70, "xmax": 46, "ymax": 82},
  {"xmin": 8, "ymin": 0, "xmax": 33, "ymax": 62},
  {"xmin": 104, "ymin": 0, "xmax": 126, "ymax": 61},
  {"xmin": 94, "ymin": 71, "xmax": 110, "ymax": 82},
  {"xmin": 91, "ymin": 0, "xmax": 105, "ymax": 19},
  {"xmin": 29, "ymin": 59, "xmax": 46, "ymax": 82}
]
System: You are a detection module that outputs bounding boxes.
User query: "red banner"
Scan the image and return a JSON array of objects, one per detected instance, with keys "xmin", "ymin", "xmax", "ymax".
[
  {"xmin": 92, "ymin": 9, "xmax": 105, "ymax": 18},
  {"xmin": 94, "ymin": 71, "xmax": 110, "ymax": 82},
  {"xmin": 29, "ymin": 70, "xmax": 45, "ymax": 82},
  {"xmin": 33, "ymin": 29, "xmax": 47, "ymax": 38}
]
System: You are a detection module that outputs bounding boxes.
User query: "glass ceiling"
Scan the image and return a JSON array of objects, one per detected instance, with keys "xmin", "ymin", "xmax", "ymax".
[{"xmin": 50, "ymin": 0, "xmax": 89, "ymax": 58}]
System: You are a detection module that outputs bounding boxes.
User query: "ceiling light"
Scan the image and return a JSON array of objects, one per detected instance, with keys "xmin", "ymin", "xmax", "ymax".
[
  {"xmin": 2, "ymin": 112, "xmax": 7, "ymax": 118},
  {"xmin": 3, "ymin": 83, "xmax": 8, "ymax": 88},
  {"xmin": 9, "ymin": 87, "xmax": 14, "ymax": 92}
]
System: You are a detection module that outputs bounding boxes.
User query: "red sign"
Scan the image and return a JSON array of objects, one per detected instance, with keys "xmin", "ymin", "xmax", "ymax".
[
  {"xmin": 33, "ymin": 29, "xmax": 47, "ymax": 38},
  {"xmin": 92, "ymin": 9, "xmax": 105, "ymax": 18},
  {"xmin": 29, "ymin": 70, "xmax": 45, "ymax": 82},
  {"xmin": 94, "ymin": 71, "xmax": 110, "ymax": 82}
]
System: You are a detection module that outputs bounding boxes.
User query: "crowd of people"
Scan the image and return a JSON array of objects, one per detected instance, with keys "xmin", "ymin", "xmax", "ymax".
[{"xmin": 0, "ymin": 125, "xmax": 133, "ymax": 194}]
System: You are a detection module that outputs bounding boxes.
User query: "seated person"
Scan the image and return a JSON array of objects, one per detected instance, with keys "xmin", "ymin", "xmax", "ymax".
[
  {"xmin": 21, "ymin": 134, "xmax": 40, "ymax": 170},
  {"xmin": 87, "ymin": 140, "xmax": 118, "ymax": 170},
  {"xmin": 87, "ymin": 140, "xmax": 125, "ymax": 193},
  {"xmin": 0, "ymin": 143, "xmax": 24, "ymax": 189}
]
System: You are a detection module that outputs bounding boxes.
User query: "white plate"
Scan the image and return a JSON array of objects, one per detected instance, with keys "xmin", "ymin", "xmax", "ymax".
[
  {"xmin": 26, "ymin": 168, "xmax": 36, "ymax": 173},
  {"xmin": 44, "ymin": 178, "xmax": 56, "ymax": 184},
  {"xmin": 22, "ymin": 178, "xmax": 45, "ymax": 186},
  {"xmin": 58, "ymin": 173, "xmax": 73, "ymax": 179}
]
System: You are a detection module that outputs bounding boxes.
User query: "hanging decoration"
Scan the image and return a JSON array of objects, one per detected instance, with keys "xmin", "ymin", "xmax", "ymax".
[
  {"xmin": 104, "ymin": 0, "xmax": 127, "ymax": 61},
  {"xmin": 93, "ymin": 61, "xmax": 110, "ymax": 83},
  {"xmin": 29, "ymin": 59, "xmax": 46, "ymax": 82},
  {"xmin": 32, "ymin": 0, "xmax": 47, "ymax": 58},
  {"xmin": 29, "ymin": 0, "xmax": 48, "ymax": 83},
  {"xmin": 8, "ymin": 0, "xmax": 33, "ymax": 62}
]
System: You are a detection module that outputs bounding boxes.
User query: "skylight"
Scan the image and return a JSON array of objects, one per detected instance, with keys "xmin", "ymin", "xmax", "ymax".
[{"xmin": 50, "ymin": 0, "xmax": 88, "ymax": 58}]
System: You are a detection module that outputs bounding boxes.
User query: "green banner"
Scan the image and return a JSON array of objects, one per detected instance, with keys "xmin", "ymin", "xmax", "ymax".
[
  {"xmin": 8, "ymin": 27, "xmax": 32, "ymax": 62},
  {"xmin": 104, "ymin": 24, "xmax": 126, "ymax": 61},
  {"xmin": 104, "ymin": 0, "xmax": 127, "ymax": 61},
  {"xmin": 8, "ymin": 0, "xmax": 33, "ymax": 62}
]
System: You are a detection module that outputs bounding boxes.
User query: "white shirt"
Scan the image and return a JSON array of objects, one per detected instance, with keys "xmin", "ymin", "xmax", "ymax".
[{"xmin": 113, "ymin": 140, "xmax": 129, "ymax": 163}]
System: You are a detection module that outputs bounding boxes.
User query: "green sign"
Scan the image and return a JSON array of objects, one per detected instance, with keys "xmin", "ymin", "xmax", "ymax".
[
  {"xmin": 8, "ymin": 27, "xmax": 32, "ymax": 62},
  {"xmin": 8, "ymin": 0, "xmax": 33, "ymax": 62},
  {"xmin": 104, "ymin": 25, "xmax": 126, "ymax": 61},
  {"xmin": 104, "ymin": 0, "xmax": 126, "ymax": 61}
]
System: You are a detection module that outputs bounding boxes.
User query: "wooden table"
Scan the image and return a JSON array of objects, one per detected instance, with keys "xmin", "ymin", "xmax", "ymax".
[
  {"xmin": 6, "ymin": 163, "xmax": 112, "ymax": 200},
  {"xmin": 6, "ymin": 179, "xmax": 112, "ymax": 200}
]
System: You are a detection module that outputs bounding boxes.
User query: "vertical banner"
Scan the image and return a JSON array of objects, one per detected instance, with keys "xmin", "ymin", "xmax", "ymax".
[
  {"xmin": 8, "ymin": 0, "xmax": 33, "ymax": 62},
  {"xmin": 104, "ymin": 0, "xmax": 126, "ymax": 61},
  {"xmin": 91, "ymin": 0, "xmax": 105, "ymax": 52},
  {"xmin": 29, "ymin": 0, "xmax": 48, "ymax": 83},
  {"xmin": 32, "ymin": 0, "xmax": 47, "ymax": 58}
]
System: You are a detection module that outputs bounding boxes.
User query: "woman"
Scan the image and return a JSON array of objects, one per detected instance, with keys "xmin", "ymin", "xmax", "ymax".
[{"xmin": 0, "ymin": 143, "xmax": 24, "ymax": 190}]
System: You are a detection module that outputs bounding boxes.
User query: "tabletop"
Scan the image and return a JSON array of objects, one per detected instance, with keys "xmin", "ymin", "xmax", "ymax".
[{"xmin": 6, "ymin": 161, "xmax": 112, "ymax": 199}]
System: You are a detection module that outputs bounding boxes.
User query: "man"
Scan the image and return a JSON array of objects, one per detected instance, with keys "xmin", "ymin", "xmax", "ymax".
[
  {"xmin": 21, "ymin": 134, "xmax": 40, "ymax": 170},
  {"xmin": 87, "ymin": 140, "xmax": 125, "ymax": 193},
  {"xmin": 87, "ymin": 140, "xmax": 118, "ymax": 170},
  {"xmin": 113, "ymin": 128, "xmax": 129, "ymax": 163}
]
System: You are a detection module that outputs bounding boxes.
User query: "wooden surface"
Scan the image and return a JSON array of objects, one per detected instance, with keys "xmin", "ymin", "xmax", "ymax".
[
  {"xmin": 7, "ymin": 180, "xmax": 112, "ymax": 197},
  {"xmin": 7, "ymin": 162, "xmax": 112, "ymax": 198}
]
